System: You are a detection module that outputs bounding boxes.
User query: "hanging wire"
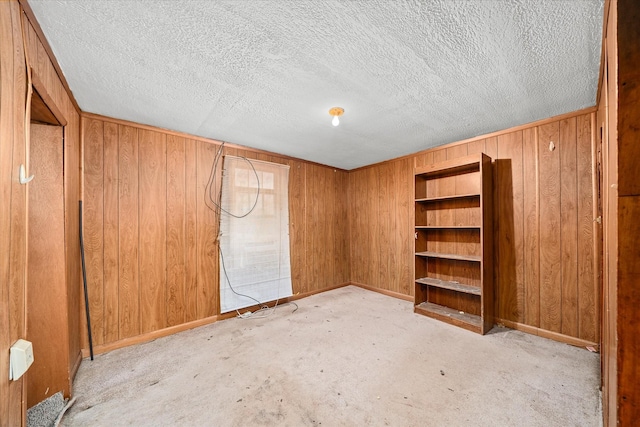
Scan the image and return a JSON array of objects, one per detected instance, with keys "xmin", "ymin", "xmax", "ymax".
[
  {"xmin": 206, "ymin": 143, "xmax": 296, "ymax": 318},
  {"xmin": 204, "ymin": 142, "xmax": 260, "ymax": 219}
]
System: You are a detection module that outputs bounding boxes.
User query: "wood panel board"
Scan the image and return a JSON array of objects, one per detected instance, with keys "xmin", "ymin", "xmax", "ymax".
[
  {"xmin": 522, "ymin": 127, "xmax": 540, "ymax": 327},
  {"xmin": 289, "ymin": 161, "xmax": 306, "ymax": 294},
  {"xmin": 559, "ymin": 117, "xmax": 579, "ymax": 337},
  {"xmin": 538, "ymin": 122, "xmax": 562, "ymax": 333},
  {"xmin": 184, "ymin": 139, "xmax": 198, "ymax": 322},
  {"xmin": 103, "ymin": 121, "xmax": 119, "ymax": 343},
  {"xmin": 496, "ymin": 132, "xmax": 524, "ymax": 323},
  {"xmin": 83, "ymin": 118, "xmax": 105, "ymax": 345},
  {"xmin": 196, "ymin": 141, "xmax": 218, "ymax": 317},
  {"xmin": 576, "ymin": 114, "xmax": 596, "ymax": 342},
  {"xmin": 27, "ymin": 124, "xmax": 69, "ymax": 407},
  {"xmin": 0, "ymin": 5, "xmax": 21, "ymax": 421},
  {"xmin": 138, "ymin": 129, "xmax": 167, "ymax": 333},
  {"xmin": 166, "ymin": 135, "xmax": 186, "ymax": 327},
  {"xmin": 118, "ymin": 125, "xmax": 140, "ymax": 339}
]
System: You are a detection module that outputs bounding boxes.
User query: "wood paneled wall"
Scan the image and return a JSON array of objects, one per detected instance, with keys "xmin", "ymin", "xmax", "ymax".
[
  {"xmin": 1, "ymin": 1, "xmax": 82, "ymax": 425},
  {"xmin": 349, "ymin": 110, "xmax": 599, "ymax": 345},
  {"xmin": 81, "ymin": 115, "xmax": 350, "ymax": 351},
  {"xmin": 349, "ymin": 158, "xmax": 414, "ymax": 298},
  {"xmin": 600, "ymin": 1, "xmax": 617, "ymax": 424},
  {"xmin": 0, "ymin": 3, "xmax": 29, "ymax": 424},
  {"xmin": 22, "ymin": 4, "xmax": 83, "ymax": 396},
  {"xmin": 601, "ymin": 0, "xmax": 640, "ymax": 425}
]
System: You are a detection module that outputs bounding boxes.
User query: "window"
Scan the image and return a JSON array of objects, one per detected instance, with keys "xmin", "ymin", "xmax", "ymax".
[{"xmin": 218, "ymin": 155, "xmax": 292, "ymax": 313}]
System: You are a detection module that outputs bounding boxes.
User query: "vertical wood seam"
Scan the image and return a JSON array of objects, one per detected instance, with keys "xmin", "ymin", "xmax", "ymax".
[
  {"xmin": 164, "ymin": 137, "xmax": 167, "ymax": 325},
  {"xmin": 101, "ymin": 123, "xmax": 105, "ymax": 343},
  {"xmin": 183, "ymin": 139, "xmax": 187, "ymax": 324},
  {"xmin": 535, "ymin": 126, "xmax": 541, "ymax": 328},
  {"xmin": 558, "ymin": 127, "xmax": 563, "ymax": 334},
  {"xmin": 573, "ymin": 119, "xmax": 579, "ymax": 335},
  {"xmin": 137, "ymin": 131, "xmax": 141, "ymax": 333},
  {"xmin": 590, "ymin": 112, "xmax": 600, "ymax": 343}
]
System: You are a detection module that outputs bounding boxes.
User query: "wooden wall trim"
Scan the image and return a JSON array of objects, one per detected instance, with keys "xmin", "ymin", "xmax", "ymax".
[
  {"xmin": 216, "ymin": 282, "xmax": 352, "ymax": 321},
  {"xmin": 496, "ymin": 318, "xmax": 599, "ymax": 349},
  {"xmin": 615, "ymin": 0, "xmax": 640, "ymax": 423},
  {"xmin": 590, "ymin": 112, "xmax": 601, "ymax": 346},
  {"xmin": 18, "ymin": 0, "xmax": 80, "ymax": 113},
  {"xmin": 81, "ymin": 315, "xmax": 221, "ymax": 358},
  {"xmin": 70, "ymin": 351, "xmax": 82, "ymax": 386},
  {"xmin": 350, "ymin": 106, "xmax": 597, "ymax": 173},
  {"xmin": 31, "ymin": 70, "xmax": 67, "ymax": 126},
  {"xmin": 350, "ymin": 282, "xmax": 415, "ymax": 302},
  {"xmin": 81, "ymin": 112, "xmax": 348, "ymax": 172},
  {"xmin": 596, "ymin": 0, "xmax": 612, "ymax": 107}
]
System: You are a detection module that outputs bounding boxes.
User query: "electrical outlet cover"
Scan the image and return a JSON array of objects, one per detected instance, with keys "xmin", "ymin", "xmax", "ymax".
[{"xmin": 9, "ymin": 339, "xmax": 34, "ymax": 381}]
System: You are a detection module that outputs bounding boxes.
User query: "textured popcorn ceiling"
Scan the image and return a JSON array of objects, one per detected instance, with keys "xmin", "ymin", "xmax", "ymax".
[{"xmin": 28, "ymin": 0, "xmax": 603, "ymax": 170}]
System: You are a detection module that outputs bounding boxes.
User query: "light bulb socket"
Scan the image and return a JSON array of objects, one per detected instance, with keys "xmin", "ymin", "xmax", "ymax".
[{"xmin": 329, "ymin": 107, "xmax": 344, "ymax": 127}]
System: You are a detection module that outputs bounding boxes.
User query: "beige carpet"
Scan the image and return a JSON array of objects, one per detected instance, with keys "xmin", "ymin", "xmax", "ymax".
[{"xmin": 61, "ymin": 286, "xmax": 601, "ymax": 426}]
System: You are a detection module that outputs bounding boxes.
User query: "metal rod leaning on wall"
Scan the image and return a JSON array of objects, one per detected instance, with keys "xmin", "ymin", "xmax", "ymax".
[{"xmin": 79, "ymin": 200, "xmax": 94, "ymax": 360}]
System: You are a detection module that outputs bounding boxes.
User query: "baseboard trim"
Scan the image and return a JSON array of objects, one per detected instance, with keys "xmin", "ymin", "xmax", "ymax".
[
  {"xmin": 81, "ymin": 282, "xmax": 352, "ymax": 357},
  {"xmin": 81, "ymin": 315, "xmax": 220, "ymax": 358},
  {"xmin": 70, "ymin": 350, "xmax": 82, "ymax": 382},
  {"xmin": 216, "ymin": 282, "xmax": 351, "ymax": 320},
  {"xmin": 350, "ymin": 282, "xmax": 414, "ymax": 302},
  {"xmin": 495, "ymin": 318, "xmax": 599, "ymax": 350}
]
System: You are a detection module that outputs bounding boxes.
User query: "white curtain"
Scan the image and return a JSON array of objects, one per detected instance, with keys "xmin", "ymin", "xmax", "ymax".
[{"xmin": 218, "ymin": 155, "xmax": 292, "ymax": 313}]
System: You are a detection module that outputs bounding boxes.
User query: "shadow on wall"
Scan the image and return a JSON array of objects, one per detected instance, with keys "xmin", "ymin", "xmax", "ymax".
[{"xmin": 494, "ymin": 159, "xmax": 520, "ymax": 322}]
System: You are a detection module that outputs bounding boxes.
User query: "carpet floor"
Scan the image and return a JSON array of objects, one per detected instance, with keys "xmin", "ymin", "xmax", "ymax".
[{"xmin": 60, "ymin": 286, "xmax": 601, "ymax": 426}]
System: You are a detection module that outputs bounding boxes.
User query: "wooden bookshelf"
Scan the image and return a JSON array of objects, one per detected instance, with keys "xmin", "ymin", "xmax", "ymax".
[{"xmin": 413, "ymin": 153, "xmax": 494, "ymax": 334}]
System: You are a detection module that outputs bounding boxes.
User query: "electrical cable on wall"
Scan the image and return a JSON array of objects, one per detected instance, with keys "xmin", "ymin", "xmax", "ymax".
[{"xmin": 205, "ymin": 142, "xmax": 260, "ymax": 219}]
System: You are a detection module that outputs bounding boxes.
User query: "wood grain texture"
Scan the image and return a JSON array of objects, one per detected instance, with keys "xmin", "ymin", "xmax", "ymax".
[
  {"xmin": 496, "ymin": 132, "xmax": 524, "ymax": 322},
  {"xmin": 378, "ymin": 162, "xmax": 391, "ymax": 289},
  {"xmin": 196, "ymin": 141, "xmax": 217, "ymax": 318},
  {"xmin": 576, "ymin": 114, "xmax": 596, "ymax": 342},
  {"xmin": 289, "ymin": 160, "xmax": 306, "ymax": 293},
  {"xmin": 138, "ymin": 129, "xmax": 167, "ymax": 333},
  {"xmin": 184, "ymin": 139, "xmax": 198, "ymax": 322},
  {"xmin": 103, "ymin": 121, "xmax": 119, "ymax": 343},
  {"xmin": 614, "ymin": 1, "xmax": 640, "ymax": 424},
  {"xmin": 559, "ymin": 118, "xmax": 578, "ymax": 337},
  {"xmin": 118, "ymin": 125, "xmax": 140, "ymax": 339},
  {"xmin": 599, "ymin": 5, "xmax": 617, "ymax": 423},
  {"xmin": 166, "ymin": 135, "xmax": 186, "ymax": 327},
  {"xmin": 0, "ymin": 3, "xmax": 82, "ymax": 423},
  {"xmin": 522, "ymin": 127, "xmax": 540, "ymax": 327},
  {"xmin": 0, "ymin": 3, "xmax": 19, "ymax": 420},
  {"xmin": 27, "ymin": 124, "xmax": 69, "ymax": 407},
  {"xmin": 64, "ymin": 109, "xmax": 82, "ymax": 379},
  {"xmin": 83, "ymin": 118, "xmax": 105, "ymax": 345},
  {"xmin": 617, "ymin": 196, "xmax": 640, "ymax": 425},
  {"xmin": 538, "ymin": 122, "xmax": 562, "ymax": 333},
  {"xmin": 396, "ymin": 158, "xmax": 413, "ymax": 295},
  {"xmin": 8, "ymin": 6, "xmax": 29, "ymax": 419},
  {"xmin": 481, "ymin": 154, "xmax": 495, "ymax": 333},
  {"xmin": 0, "ymin": 4, "xmax": 28, "ymax": 422}
]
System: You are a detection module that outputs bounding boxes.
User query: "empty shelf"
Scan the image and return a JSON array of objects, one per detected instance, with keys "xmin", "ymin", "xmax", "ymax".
[
  {"xmin": 415, "ymin": 277, "xmax": 481, "ymax": 295},
  {"xmin": 415, "ymin": 193, "xmax": 480, "ymax": 203},
  {"xmin": 414, "ymin": 302, "xmax": 482, "ymax": 331},
  {"xmin": 415, "ymin": 251, "xmax": 481, "ymax": 262}
]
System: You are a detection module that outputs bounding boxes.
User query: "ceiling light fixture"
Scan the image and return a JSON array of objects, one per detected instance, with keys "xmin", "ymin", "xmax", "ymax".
[{"xmin": 329, "ymin": 107, "xmax": 344, "ymax": 127}]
